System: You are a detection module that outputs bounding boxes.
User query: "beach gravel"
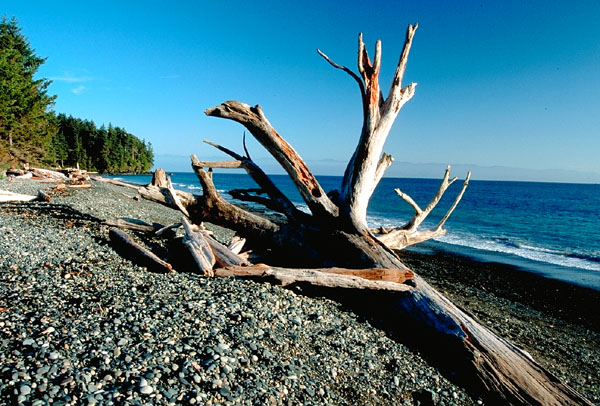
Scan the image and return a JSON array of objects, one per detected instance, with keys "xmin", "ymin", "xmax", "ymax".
[{"xmin": 1, "ymin": 179, "xmax": 480, "ymax": 405}]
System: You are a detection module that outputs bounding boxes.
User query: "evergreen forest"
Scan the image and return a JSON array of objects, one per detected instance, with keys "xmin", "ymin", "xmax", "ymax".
[{"xmin": 0, "ymin": 17, "xmax": 153, "ymax": 173}]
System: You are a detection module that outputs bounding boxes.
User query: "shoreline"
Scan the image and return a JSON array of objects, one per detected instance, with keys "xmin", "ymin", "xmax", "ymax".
[
  {"xmin": 401, "ymin": 247, "xmax": 600, "ymax": 332},
  {"xmin": 1, "ymin": 179, "xmax": 599, "ymax": 404},
  {"xmin": 408, "ymin": 240, "xmax": 600, "ymax": 292},
  {"xmin": 400, "ymin": 248, "xmax": 599, "ymax": 402}
]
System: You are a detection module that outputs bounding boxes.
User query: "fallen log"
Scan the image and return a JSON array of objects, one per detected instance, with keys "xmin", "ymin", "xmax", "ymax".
[
  {"xmin": 0, "ymin": 189, "xmax": 51, "ymax": 202},
  {"xmin": 30, "ymin": 167, "xmax": 68, "ymax": 181},
  {"xmin": 109, "ymin": 228, "xmax": 173, "ymax": 273},
  {"xmin": 124, "ymin": 22, "xmax": 593, "ymax": 404},
  {"xmin": 214, "ymin": 264, "xmax": 414, "ymax": 292},
  {"xmin": 104, "ymin": 218, "xmax": 162, "ymax": 233},
  {"xmin": 11, "ymin": 172, "xmax": 33, "ymax": 181}
]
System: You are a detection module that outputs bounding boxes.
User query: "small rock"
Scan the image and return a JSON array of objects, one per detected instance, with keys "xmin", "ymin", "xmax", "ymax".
[{"xmin": 23, "ymin": 338, "xmax": 36, "ymax": 346}]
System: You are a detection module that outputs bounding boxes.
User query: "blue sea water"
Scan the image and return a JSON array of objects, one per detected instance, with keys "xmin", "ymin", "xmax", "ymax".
[{"xmin": 111, "ymin": 172, "xmax": 600, "ymax": 290}]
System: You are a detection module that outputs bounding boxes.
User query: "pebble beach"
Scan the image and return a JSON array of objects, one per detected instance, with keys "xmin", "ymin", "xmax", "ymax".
[{"xmin": 1, "ymin": 179, "xmax": 598, "ymax": 405}]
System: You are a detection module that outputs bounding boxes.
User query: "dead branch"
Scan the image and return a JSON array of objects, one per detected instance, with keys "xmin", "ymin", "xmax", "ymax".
[
  {"xmin": 193, "ymin": 160, "xmax": 243, "ymax": 169},
  {"xmin": 104, "ymin": 218, "xmax": 161, "ymax": 233},
  {"xmin": 373, "ymin": 168, "xmax": 471, "ymax": 250},
  {"xmin": 167, "ymin": 176, "xmax": 190, "ymax": 217},
  {"xmin": 109, "ymin": 228, "xmax": 173, "ymax": 273},
  {"xmin": 318, "ymin": 25, "xmax": 418, "ymax": 232},
  {"xmin": 214, "ymin": 264, "xmax": 414, "ymax": 292},
  {"xmin": 205, "ymin": 102, "xmax": 338, "ymax": 219},
  {"xmin": 190, "ymin": 155, "xmax": 281, "ymax": 236},
  {"xmin": 202, "ymin": 139, "xmax": 304, "ymax": 221},
  {"xmin": 155, "ymin": 222, "xmax": 182, "ymax": 236}
]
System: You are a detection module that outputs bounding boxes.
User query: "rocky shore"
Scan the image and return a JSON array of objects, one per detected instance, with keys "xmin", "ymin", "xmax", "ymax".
[{"xmin": 1, "ymin": 179, "xmax": 598, "ymax": 405}]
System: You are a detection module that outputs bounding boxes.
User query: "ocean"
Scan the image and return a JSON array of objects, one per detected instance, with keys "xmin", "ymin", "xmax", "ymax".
[{"xmin": 110, "ymin": 172, "xmax": 600, "ymax": 290}]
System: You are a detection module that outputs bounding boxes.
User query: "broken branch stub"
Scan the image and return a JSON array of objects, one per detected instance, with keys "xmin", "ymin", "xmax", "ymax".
[{"xmin": 181, "ymin": 217, "xmax": 215, "ymax": 276}]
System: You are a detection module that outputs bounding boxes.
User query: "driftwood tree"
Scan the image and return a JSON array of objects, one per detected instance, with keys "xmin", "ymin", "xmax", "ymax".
[{"xmin": 133, "ymin": 25, "xmax": 591, "ymax": 405}]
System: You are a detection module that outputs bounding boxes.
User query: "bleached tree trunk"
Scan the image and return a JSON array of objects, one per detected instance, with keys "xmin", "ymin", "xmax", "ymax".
[{"xmin": 126, "ymin": 25, "xmax": 592, "ymax": 405}]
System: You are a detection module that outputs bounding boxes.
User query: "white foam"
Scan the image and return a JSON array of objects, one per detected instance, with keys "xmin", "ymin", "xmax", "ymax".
[{"xmin": 436, "ymin": 233, "xmax": 600, "ymax": 272}]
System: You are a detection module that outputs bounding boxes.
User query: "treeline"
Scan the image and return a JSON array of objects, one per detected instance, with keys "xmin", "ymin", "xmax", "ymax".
[
  {"xmin": 53, "ymin": 114, "xmax": 153, "ymax": 173},
  {"xmin": 0, "ymin": 17, "xmax": 153, "ymax": 173}
]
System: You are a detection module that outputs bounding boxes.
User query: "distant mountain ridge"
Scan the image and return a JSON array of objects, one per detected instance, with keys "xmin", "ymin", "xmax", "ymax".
[{"xmin": 155, "ymin": 154, "xmax": 600, "ymax": 184}]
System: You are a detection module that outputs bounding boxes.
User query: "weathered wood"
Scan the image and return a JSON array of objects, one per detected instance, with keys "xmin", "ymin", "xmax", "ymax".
[
  {"xmin": 130, "ymin": 26, "xmax": 592, "ymax": 405},
  {"xmin": 68, "ymin": 183, "xmax": 92, "ymax": 189},
  {"xmin": 166, "ymin": 177, "xmax": 190, "ymax": 217},
  {"xmin": 201, "ymin": 140, "xmax": 304, "ymax": 221},
  {"xmin": 30, "ymin": 167, "xmax": 67, "ymax": 180},
  {"xmin": 201, "ymin": 230, "xmax": 249, "ymax": 268},
  {"xmin": 155, "ymin": 222, "xmax": 182, "ymax": 236},
  {"xmin": 37, "ymin": 190, "xmax": 51, "ymax": 202},
  {"xmin": 228, "ymin": 236, "xmax": 246, "ymax": 254},
  {"xmin": 373, "ymin": 167, "xmax": 471, "ymax": 249},
  {"xmin": 205, "ymin": 102, "xmax": 339, "ymax": 220},
  {"xmin": 0, "ymin": 189, "xmax": 51, "ymax": 202},
  {"xmin": 181, "ymin": 217, "xmax": 215, "ymax": 276},
  {"xmin": 194, "ymin": 160, "xmax": 243, "ymax": 169},
  {"xmin": 11, "ymin": 172, "xmax": 33, "ymax": 181},
  {"xmin": 151, "ymin": 168, "xmax": 168, "ymax": 187},
  {"xmin": 92, "ymin": 176, "xmax": 140, "ymax": 190},
  {"xmin": 190, "ymin": 157, "xmax": 281, "ymax": 237},
  {"xmin": 104, "ymin": 218, "xmax": 161, "ymax": 233},
  {"xmin": 314, "ymin": 267, "xmax": 413, "ymax": 283},
  {"xmin": 214, "ymin": 264, "xmax": 414, "ymax": 292},
  {"xmin": 0, "ymin": 189, "xmax": 37, "ymax": 202},
  {"xmin": 391, "ymin": 275, "xmax": 593, "ymax": 406},
  {"xmin": 109, "ymin": 228, "xmax": 173, "ymax": 273},
  {"xmin": 319, "ymin": 25, "xmax": 418, "ymax": 232}
]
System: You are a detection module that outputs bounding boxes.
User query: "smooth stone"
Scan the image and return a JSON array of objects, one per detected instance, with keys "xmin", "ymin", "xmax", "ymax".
[
  {"xmin": 23, "ymin": 338, "xmax": 36, "ymax": 346},
  {"xmin": 140, "ymin": 385, "xmax": 154, "ymax": 395},
  {"xmin": 37, "ymin": 365, "xmax": 50, "ymax": 375}
]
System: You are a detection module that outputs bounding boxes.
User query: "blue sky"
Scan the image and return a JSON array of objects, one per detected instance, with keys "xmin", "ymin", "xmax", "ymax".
[{"xmin": 4, "ymin": 0, "xmax": 600, "ymax": 182}]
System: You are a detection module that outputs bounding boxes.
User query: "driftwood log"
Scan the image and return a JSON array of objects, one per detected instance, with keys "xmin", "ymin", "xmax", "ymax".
[
  {"xmin": 0, "ymin": 189, "xmax": 51, "ymax": 202},
  {"xmin": 109, "ymin": 228, "xmax": 173, "ymax": 273},
  {"xmin": 96, "ymin": 24, "xmax": 592, "ymax": 405}
]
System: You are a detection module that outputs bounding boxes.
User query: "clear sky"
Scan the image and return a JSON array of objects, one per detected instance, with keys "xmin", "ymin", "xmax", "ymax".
[{"xmin": 4, "ymin": 0, "xmax": 600, "ymax": 182}]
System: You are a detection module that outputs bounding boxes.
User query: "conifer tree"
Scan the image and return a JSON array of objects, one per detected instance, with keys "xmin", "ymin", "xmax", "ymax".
[{"xmin": 0, "ymin": 16, "xmax": 56, "ymax": 161}]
